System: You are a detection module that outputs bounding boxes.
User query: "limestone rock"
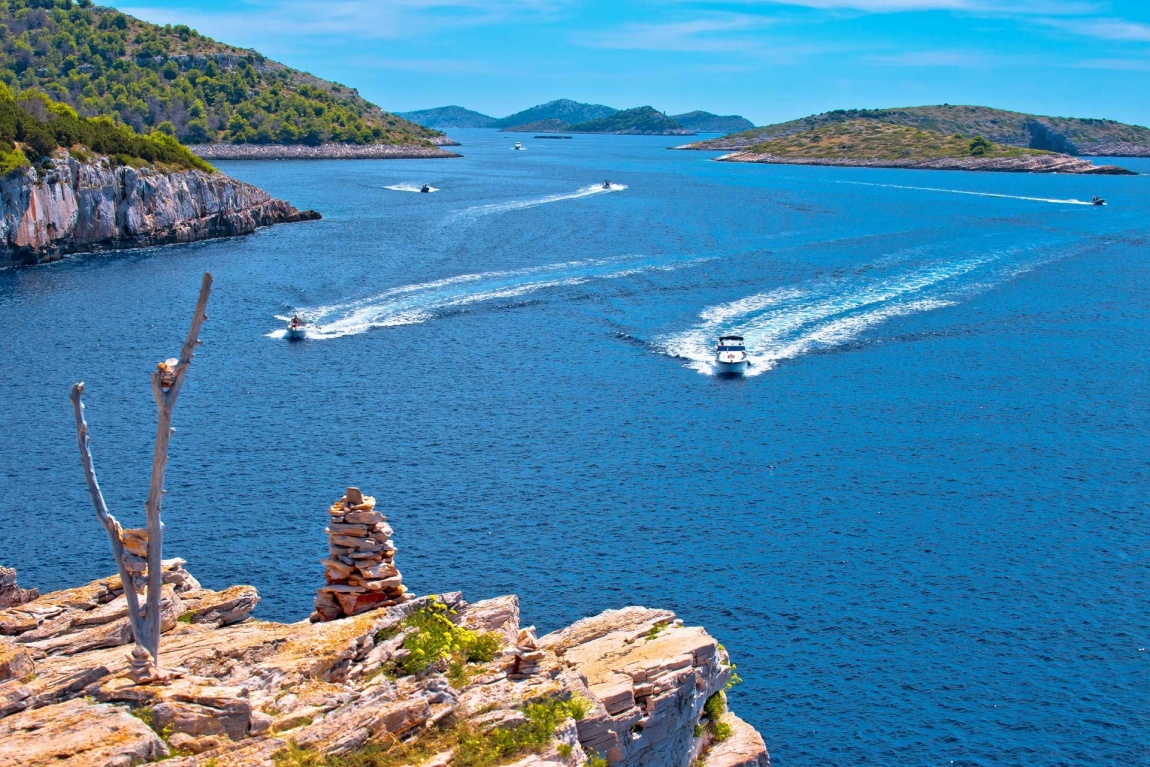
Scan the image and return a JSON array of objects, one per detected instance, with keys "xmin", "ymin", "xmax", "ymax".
[
  {"xmin": 0, "ymin": 643, "xmax": 32, "ymax": 680},
  {"xmin": 1, "ymin": 150, "xmax": 321, "ymax": 267},
  {"xmin": 183, "ymin": 586, "xmax": 259, "ymax": 628},
  {"xmin": 701, "ymin": 713, "xmax": 770, "ymax": 767},
  {"xmin": 0, "ymin": 568, "xmax": 37, "ymax": 610},
  {"xmin": 0, "ymin": 698, "xmax": 167, "ymax": 766}
]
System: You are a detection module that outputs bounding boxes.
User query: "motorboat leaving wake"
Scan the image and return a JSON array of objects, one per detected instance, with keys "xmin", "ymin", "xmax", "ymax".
[
  {"xmin": 459, "ymin": 183, "xmax": 627, "ymax": 217},
  {"xmin": 714, "ymin": 335, "xmax": 748, "ymax": 376},
  {"xmin": 385, "ymin": 183, "xmax": 440, "ymax": 193},
  {"xmin": 285, "ymin": 314, "xmax": 312, "ymax": 341}
]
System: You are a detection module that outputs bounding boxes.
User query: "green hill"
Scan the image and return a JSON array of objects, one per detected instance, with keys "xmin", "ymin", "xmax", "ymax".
[
  {"xmin": 670, "ymin": 111, "xmax": 753, "ymax": 133},
  {"xmin": 683, "ymin": 105, "xmax": 1150, "ymax": 157},
  {"xmin": 0, "ymin": 82, "xmax": 210, "ymax": 174},
  {"xmin": 745, "ymin": 120, "xmax": 1049, "ymax": 161},
  {"xmin": 0, "ymin": 0, "xmax": 442, "ymax": 147},
  {"xmin": 569, "ymin": 106, "xmax": 693, "ymax": 136},
  {"xmin": 397, "ymin": 106, "xmax": 495, "ymax": 130},
  {"xmin": 494, "ymin": 99, "xmax": 617, "ymax": 129}
]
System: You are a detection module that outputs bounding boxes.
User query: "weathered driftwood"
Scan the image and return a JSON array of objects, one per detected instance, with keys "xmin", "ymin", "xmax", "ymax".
[{"xmin": 70, "ymin": 272, "xmax": 212, "ymax": 680}]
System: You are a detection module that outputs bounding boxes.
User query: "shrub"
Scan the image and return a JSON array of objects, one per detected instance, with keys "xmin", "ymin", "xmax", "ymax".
[
  {"xmin": 969, "ymin": 135, "xmax": 993, "ymax": 156},
  {"xmin": 388, "ymin": 598, "xmax": 503, "ymax": 680}
]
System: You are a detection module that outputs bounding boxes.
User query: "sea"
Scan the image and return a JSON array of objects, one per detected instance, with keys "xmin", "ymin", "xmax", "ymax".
[{"xmin": 0, "ymin": 129, "xmax": 1146, "ymax": 766}]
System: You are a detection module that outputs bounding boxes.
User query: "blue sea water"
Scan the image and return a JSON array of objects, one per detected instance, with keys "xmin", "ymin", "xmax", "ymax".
[{"xmin": 1, "ymin": 129, "xmax": 1147, "ymax": 766}]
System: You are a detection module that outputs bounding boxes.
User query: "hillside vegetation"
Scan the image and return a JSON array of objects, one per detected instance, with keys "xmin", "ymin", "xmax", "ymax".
[
  {"xmin": 745, "ymin": 120, "xmax": 1050, "ymax": 161},
  {"xmin": 397, "ymin": 105, "xmax": 495, "ymax": 130},
  {"xmin": 687, "ymin": 104, "xmax": 1150, "ymax": 156},
  {"xmin": 0, "ymin": 0, "xmax": 441, "ymax": 146},
  {"xmin": 671, "ymin": 111, "xmax": 753, "ymax": 133},
  {"xmin": 494, "ymin": 99, "xmax": 616, "ymax": 129},
  {"xmin": 569, "ymin": 106, "xmax": 693, "ymax": 135},
  {"xmin": 0, "ymin": 81, "xmax": 210, "ymax": 174}
]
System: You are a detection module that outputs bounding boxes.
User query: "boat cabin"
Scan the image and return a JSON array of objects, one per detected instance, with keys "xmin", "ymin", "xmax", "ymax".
[{"xmin": 717, "ymin": 335, "xmax": 745, "ymax": 351}]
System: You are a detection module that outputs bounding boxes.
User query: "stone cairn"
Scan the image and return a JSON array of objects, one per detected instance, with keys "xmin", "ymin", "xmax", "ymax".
[
  {"xmin": 312, "ymin": 487, "xmax": 410, "ymax": 622},
  {"xmin": 506, "ymin": 626, "xmax": 545, "ymax": 680}
]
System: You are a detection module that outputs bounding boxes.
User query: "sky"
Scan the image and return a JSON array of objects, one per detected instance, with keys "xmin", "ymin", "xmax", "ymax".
[{"xmin": 119, "ymin": 1, "xmax": 1150, "ymax": 127}]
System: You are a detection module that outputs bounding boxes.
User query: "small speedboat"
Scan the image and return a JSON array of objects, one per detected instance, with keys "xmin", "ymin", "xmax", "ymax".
[
  {"xmin": 285, "ymin": 317, "xmax": 309, "ymax": 341},
  {"xmin": 603, "ymin": 180, "xmax": 612, "ymax": 189},
  {"xmin": 420, "ymin": 184, "xmax": 431, "ymax": 193},
  {"xmin": 512, "ymin": 142, "xmax": 523, "ymax": 151},
  {"xmin": 1091, "ymin": 196, "xmax": 1106, "ymax": 206},
  {"xmin": 714, "ymin": 335, "xmax": 748, "ymax": 376}
]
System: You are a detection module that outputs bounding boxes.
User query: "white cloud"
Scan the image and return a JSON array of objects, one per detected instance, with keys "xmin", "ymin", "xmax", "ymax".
[
  {"xmin": 1038, "ymin": 17, "xmax": 1150, "ymax": 42},
  {"xmin": 582, "ymin": 14, "xmax": 776, "ymax": 53},
  {"xmin": 715, "ymin": 0, "xmax": 1100, "ymax": 13},
  {"xmin": 122, "ymin": 0, "xmax": 568, "ymax": 41}
]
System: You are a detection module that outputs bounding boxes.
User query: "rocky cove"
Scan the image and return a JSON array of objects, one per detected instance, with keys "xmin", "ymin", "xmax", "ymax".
[
  {"xmin": 0, "ymin": 488, "xmax": 770, "ymax": 767},
  {"xmin": 0, "ymin": 151, "xmax": 320, "ymax": 267}
]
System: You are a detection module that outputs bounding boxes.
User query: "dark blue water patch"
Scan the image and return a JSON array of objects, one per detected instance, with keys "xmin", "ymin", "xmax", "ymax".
[{"xmin": 0, "ymin": 131, "xmax": 1146, "ymax": 766}]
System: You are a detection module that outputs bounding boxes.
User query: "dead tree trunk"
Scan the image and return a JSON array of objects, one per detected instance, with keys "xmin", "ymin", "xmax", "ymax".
[{"xmin": 70, "ymin": 272, "xmax": 212, "ymax": 681}]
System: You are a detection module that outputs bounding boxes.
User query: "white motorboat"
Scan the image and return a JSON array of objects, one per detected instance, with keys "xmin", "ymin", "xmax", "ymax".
[
  {"xmin": 512, "ymin": 142, "xmax": 523, "ymax": 151},
  {"xmin": 714, "ymin": 335, "xmax": 748, "ymax": 375},
  {"xmin": 285, "ymin": 316, "xmax": 309, "ymax": 341}
]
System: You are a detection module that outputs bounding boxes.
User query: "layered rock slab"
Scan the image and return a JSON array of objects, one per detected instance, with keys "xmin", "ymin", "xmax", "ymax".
[{"xmin": 0, "ymin": 697, "xmax": 167, "ymax": 766}]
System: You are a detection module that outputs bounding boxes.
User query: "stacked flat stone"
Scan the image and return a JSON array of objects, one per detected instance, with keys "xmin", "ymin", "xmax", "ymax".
[
  {"xmin": 507, "ymin": 626, "xmax": 545, "ymax": 680},
  {"xmin": 312, "ymin": 487, "xmax": 410, "ymax": 622}
]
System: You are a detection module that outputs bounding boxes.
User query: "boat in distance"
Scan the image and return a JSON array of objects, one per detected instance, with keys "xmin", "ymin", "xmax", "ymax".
[
  {"xmin": 512, "ymin": 142, "xmax": 524, "ymax": 150},
  {"xmin": 1092, "ymin": 196, "xmax": 1106, "ymax": 206},
  {"xmin": 715, "ymin": 335, "xmax": 748, "ymax": 375},
  {"xmin": 286, "ymin": 315, "xmax": 310, "ymax": 341}
]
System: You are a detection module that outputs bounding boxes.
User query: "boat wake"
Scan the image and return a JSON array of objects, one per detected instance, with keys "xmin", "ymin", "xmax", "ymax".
[
  {"xmin": 270, "ymin": 254, "xmax": 703, "ymax": 340},
  {"xmin": 659, "ymin": 246, "xmax": 1051, "ymax": 376},
  {"xmin": 385, "ymin": 184, "xmax": 440, "ymax": 193},
  {"xmin": 459, "ymin": 184, "xmax": 626, "ymax": 217},
  {"xmin": 836, "ymin": 180, "xmax": 1096, "ymax": 206}
]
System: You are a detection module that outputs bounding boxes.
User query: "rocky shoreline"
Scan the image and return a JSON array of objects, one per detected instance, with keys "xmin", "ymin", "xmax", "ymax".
[
  {"xmin": 714, "ymin": 150, "xmax": 1136, "ymax": 174},
  {"xmin": 0, "ymin": 150, "xmax": 321, "ymax": 267},
  {"xmin": 189, "ymin": 141, "xmax": 461, "ymax": 161},
  {"xmin": 0, "ymin": 488, "xmax": 770, "ymax": 767}
]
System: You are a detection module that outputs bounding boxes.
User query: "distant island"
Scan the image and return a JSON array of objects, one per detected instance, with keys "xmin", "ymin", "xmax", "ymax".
[
  {"xmin": 399, "ymin": 99, "xmax": 755, "ymax": 136},
  {"xmin": 715, "ymin": 120, "xmax": 1134, "ymax": 174},
  {"xmin": 678, "ymin": 104, "xmax": 1150, "ymax": 157},
  {"xmin": 492, "ymin": 99, "xmax": 618, "ymax": 129},
  {"xmin": 0, "ymin": 1, "xmax": 456, "ymax": 159},
  {"xmin": 396, "ymin": 106, "xmax": 496, "ymax": 130},
  {"xmin": 671, "ymin": 111, "xmax": 755, "ymax": 134}
]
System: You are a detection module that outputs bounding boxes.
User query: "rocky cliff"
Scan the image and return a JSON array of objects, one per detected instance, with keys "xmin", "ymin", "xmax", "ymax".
[
  {"xmin": 0, "ymin": 564, "xmax": 768, "ymax": 767},
  {"xmin": 0, "ymin": 150, "xmax": 320, "ymax": 267}
]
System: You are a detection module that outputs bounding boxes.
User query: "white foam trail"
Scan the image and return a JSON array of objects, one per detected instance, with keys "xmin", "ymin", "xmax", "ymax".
[
  {"xmin": 459, "ymin": 184, "xmax": 626, "ymax": 217},
  {"xmin": 661, "ymin": 254, "xmax": 998, "ymax": 376},
  {"xmin": 276, "ymin": 254, "xmax": 704, "ymax": 340},
  {"xmin": 385, "ymin": 184, "xmax": 440, "ymax": 193},
  {"xmin": 836, "ymin": 180, "xmax": 1095, "ymax": 206}
]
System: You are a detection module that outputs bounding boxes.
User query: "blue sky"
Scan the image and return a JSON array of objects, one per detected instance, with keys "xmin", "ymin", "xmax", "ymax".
[{"xmin": 120, "ymin": 1, "xmax": 1150, "ymax": 127}]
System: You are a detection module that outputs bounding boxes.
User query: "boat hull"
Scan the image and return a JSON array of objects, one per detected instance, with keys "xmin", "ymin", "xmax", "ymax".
[
  {"xmin": 285, "ymin": 327, "xmax": 308, "ymax": 341},
  {"xmin": 714, "ymin": 359, "xmax": 747, "ymax": 376}
]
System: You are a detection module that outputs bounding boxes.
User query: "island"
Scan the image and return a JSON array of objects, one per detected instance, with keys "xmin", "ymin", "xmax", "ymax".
[
  {"xmin": 677, "ymin": 104, "xmax": 1150, "ymax": 157},
  {"xmin": 0, "ymin": 2, "xmax": 459, "ymax": 160},
  {"xmin": 397, "ymin": 106, "xmax": 497, "ymax": 130},
  {"xmin": 503, "ymin": 106, "xmax": 696, "ymax": 136},
  {"xmin": 671, "ymin": 111, "xmax": 755, "ymax": 134},
  {"xmin": 493, "ymin": 99, "xmax": 618, "ymax": 129},
  {"xmin": 714, "ymin": 120, "xmax": 1135, "ymax": 174}
]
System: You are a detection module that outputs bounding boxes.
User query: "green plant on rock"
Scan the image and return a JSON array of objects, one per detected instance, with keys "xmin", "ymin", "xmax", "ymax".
[
  {"xmin": 969, "ymin": 135, "xmax": 993, "ymax": 156},
  {"xmin": 273, "ymin": 695, "xmax": 590, "ymax": 767},
  {"xmin": 389, "ymin": 598, "xmax": 502, "ymax": 679}
]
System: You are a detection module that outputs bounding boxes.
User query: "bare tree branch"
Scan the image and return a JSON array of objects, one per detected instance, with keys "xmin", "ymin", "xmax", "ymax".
[{"xmin": 71, "ymin": 272, "xmax": 213, "ymax": 679}]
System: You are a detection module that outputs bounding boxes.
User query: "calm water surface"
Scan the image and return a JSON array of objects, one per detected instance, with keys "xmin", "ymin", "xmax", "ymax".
[{"xmin": 1, "ymin": 130, "xmax": 1147, "ymax": 766}]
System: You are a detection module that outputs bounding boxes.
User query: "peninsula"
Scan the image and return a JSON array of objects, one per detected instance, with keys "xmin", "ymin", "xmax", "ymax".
[
  {"xmin": 0, "ymin": 506, "xmax": 769, "ymax": 767},
  {"xmin": 0, "ymin": 87, "xmax": 318, "ymax": 266},
  {"xmin": 0, "ymin": 0, "xmax": 458, "ymax": 160},
  {"xmin": 503, "ymin": 107, "xmax": 696, "ymax": 136},
  {"xmin": 677, "ymin": 104, "xmax": 1150, "ymax": 157},
  {"xmin": 714, "ymin": 121, "xmax": 1134, "ymax": 174}
]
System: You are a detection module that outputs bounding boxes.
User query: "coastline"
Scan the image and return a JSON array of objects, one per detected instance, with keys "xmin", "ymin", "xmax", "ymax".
[
  {"xmin": 189, "ymin": 143, "xmax": 462, "ymax": 160},
  {"xmin": 715, "ymin": 150, "xmax": 1137, "ymax": 174}
]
